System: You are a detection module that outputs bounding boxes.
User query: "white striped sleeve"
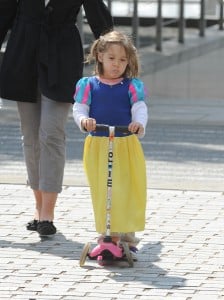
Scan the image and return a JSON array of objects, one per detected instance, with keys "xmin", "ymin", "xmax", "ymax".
[
  {"xmin": 73, "ymin": 102, "xmax": 89, "ymax": 132},
  {"xmin": 131, "ymin": 101, "xmax": 148, "ymax": 138}
]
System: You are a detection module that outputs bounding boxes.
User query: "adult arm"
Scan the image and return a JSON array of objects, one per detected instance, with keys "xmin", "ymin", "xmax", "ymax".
[
  {"xmin": 0, "ymin": 0, "xmax": 18, "ymax": 48},
  {"xmin": 82, "ymin": 0, "xmax": 113, "ymax": 39}
]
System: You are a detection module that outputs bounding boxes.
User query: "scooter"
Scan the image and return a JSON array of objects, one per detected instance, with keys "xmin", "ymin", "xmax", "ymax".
[{"xmin": 79, "ymin": 125, "xmax": 134, "ymax": 267}]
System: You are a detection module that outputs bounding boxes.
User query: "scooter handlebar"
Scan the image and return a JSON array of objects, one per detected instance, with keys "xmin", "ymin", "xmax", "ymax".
[{"xmin": 95, "ymin": 124, "xmax": 130, "ymax": 135}]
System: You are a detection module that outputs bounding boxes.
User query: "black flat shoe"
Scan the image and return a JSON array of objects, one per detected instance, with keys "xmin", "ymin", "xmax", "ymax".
[
  {"xmin": 26, "ymin": 219, "xmax": 39, "ymax": 231},
  {"xmin": 37, "ymin": 221, "xmax": 57, "ymax": 237}
]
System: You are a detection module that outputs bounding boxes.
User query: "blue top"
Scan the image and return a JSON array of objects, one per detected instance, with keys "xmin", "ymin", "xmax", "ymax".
[{"xmin": 74, "ymin": 76, "xmax": 146, "ymax": 136}]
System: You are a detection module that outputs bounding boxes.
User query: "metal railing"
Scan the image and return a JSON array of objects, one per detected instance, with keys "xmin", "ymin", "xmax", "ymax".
[
  {"xmin": 218, "ymin": 0, "xmax": 224, "ymax": 30},
  {"xmin": 1, "ymin": 0, "xmax": 222, "ymax": 55},
  {"xmin": 78, "ymin": 0, "xmax": 224, "ymax": 52}
]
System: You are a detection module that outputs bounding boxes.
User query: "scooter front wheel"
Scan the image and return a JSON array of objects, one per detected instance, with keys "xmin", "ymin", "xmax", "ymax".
[{"xmin": 79, "ymin": 242, "xmax": 91, "ymax": 267}]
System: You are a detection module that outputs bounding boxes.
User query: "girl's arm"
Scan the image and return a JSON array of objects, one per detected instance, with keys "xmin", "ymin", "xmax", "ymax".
[
  {"xmin": 73, "ymin": 102, "xmax": 89, "ymax": 132},
  {"xmin": 0, "ymin": 0, "xmax": 17, "ymax": 48},
  {"xmin": 131, "ymin": 101, "xmax": 148, "ymax": 138},
  {"xmin": 128, "ymin": 78, "xmax": 149, "ymax": 138},
  {"xmin": 73, "ymin": 102, "xmax": 97, "ymax": 133}
]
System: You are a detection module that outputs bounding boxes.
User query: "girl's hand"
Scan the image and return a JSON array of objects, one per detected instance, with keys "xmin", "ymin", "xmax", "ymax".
[
  {"xmin": 81, "ymin": 118, "xmax": 96, "ymax": 132},
  {"xmin": 128, "ymin": 122, "xmax": 144, "ymax": 136}
]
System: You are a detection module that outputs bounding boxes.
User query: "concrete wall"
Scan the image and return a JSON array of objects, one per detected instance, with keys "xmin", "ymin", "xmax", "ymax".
[{"xmin": 144, "ymin": 46, "xmax": 224, "ymax": 101}]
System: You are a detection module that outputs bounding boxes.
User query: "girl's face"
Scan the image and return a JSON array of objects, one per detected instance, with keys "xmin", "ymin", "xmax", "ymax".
[{"xmin": 98, "ymin": 44, "xmax": 128, "ymax": 79}]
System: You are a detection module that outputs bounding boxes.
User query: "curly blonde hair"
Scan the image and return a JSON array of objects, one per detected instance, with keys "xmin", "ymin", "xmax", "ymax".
[{"xmin": 86, "ymin": 30, "xmax": 140, "ymax": 78}]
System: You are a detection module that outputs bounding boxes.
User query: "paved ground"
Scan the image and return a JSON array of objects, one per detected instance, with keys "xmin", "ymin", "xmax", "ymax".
[
  {"xmin": 0, "ymin": 24, "xmax": 224, "ymax": 299},
  {"xmin": 1, "ymin": 184, "xmax": 224, "ymax": 300}
]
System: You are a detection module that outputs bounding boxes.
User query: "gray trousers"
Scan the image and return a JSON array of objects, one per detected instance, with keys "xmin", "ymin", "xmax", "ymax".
[{"xmin": 17, "ymin": 95, "xmax": 71, "ymax": 193}]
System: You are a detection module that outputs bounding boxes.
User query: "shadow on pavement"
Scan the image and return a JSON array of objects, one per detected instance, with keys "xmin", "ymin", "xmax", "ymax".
[
  {"xmin": 0, "ymin": 231, "xmax": 84, "ymax": 261},
  {"xmin": 83, "ymin": 241, "xmax": 186, "ymax": 289}
]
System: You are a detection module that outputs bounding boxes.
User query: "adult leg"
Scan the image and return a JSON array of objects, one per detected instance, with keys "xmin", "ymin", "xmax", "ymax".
[
  {"xmin": 17, "ymin": 100, "xmax": 42, "ymax": 225},
  {"xmin": 38, "ymin": 94, "xmax": 71, "ymax": 222}
]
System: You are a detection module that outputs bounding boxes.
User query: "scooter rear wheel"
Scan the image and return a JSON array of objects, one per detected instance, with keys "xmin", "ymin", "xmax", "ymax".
[
  {"xmin": 79, "ymin": 242, "xmax": 91, "ymax": 267},
  {"xmin": 122, "ymin": 242, "xmax": 134, "ymax": 267}
]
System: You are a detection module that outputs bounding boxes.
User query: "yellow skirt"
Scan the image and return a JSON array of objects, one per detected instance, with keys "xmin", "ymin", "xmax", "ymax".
[{"xmin": 83, "ymin": 134, "xmax": 147, "ymax": 233}]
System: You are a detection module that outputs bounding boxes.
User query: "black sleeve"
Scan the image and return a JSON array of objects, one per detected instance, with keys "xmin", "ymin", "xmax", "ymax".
[
  {"xmin": 0, "ymin": 0, "xmax": 18, "ymax": 47},
  {"xmin": 82, "ymin": 0, "xmax": 113, "ymax": 39}
]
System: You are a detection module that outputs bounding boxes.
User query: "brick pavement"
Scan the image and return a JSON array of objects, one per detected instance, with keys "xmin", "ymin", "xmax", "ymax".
[{"xmin": 0, "ymin": 184, "xmax": 224, "ymax": 299}]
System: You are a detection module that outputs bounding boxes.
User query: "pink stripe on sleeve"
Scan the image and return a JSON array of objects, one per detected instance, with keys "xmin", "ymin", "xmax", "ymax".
[
  {"xmin": 82, "ymin": 83, "xmax": 91, "ymax": 104},
  {"xmin": 129, "ymin": 83, "xmax": 138, "ymax": 102}
]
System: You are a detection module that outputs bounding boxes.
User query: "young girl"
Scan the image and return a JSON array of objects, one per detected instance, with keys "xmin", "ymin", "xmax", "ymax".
[{"xmin": 73, "ymin": 31, "xmax": 148, "ymax": 251}]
